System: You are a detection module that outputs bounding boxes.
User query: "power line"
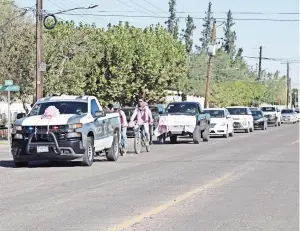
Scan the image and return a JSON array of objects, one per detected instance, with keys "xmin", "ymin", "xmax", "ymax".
[
  {"xmin": 243, "ymin": 56, "xmax": 299, "ymax": 61},
  {"xmin": 126, "ymin": 0, "xmax": 160, "ymax": 16},
  {"xmin": 56, "ymin": 13, "xmax": 300, "ymax": 22},
  {"xmin": 141, "ymin": 0, "xmax": 166, "ymax": 14},
  {"xmin": 114, "ymin": 0, "xmax": 153, "ymax": 16}
]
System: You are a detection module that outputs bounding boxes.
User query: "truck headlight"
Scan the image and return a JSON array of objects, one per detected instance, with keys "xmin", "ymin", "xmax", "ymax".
[
  {"xmin": 14, "ymin": 125, "xmax": 22, "ymax": 131},
  {"xmin": 68, "ymin": 123, "xmax": 82, "ymax": 130}
]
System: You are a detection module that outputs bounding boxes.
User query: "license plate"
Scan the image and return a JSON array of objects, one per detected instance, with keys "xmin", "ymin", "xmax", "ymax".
[{"xmin": 37, "ymin": 146, "xmax": 49, "ymax": 153}]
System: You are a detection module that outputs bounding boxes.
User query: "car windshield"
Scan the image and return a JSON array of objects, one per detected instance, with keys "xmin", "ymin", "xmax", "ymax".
[
  {"xmin": 167, "ymin": 103, "xmax": 198, "ymax": 114},
  {"xmin": 29, "ymin": 101, "xmax": 88, "ymax": 116},
  {"xmin": 203, "ymin": 110, "xmax": 225, "ymax": 118},
  {"xmin": 261, "ymin": 107, "xmax": 276, "ymax": 112},
  {"xmin": 251, "ymin": 110, "xmax": 263, "ymax": 117},
  {"xmin": 226, "ymin": 108, "xmax": 247, "ymax": 115},
  {"xmin": 281, "ymin": 109, "xmax": 294, "ymax": 114}
]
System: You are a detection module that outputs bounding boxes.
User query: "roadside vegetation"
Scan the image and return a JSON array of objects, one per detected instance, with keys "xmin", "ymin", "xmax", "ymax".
[{"xmin": 0, "ymin": 0, "xmax": 288, "ymax": 108}]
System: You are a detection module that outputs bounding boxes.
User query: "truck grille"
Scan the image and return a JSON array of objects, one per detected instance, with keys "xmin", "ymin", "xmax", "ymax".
[
  {"xmin": 233, "ymin": 122, "xmax": 242, "ymax": 128},
  {"xmin": 22, "ymin": 125, "xmax": 67, "ymax": 142}
]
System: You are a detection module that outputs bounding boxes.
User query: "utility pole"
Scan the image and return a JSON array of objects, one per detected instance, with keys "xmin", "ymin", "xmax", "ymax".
[
  {"xmin": 258, "ymin": 46, "xmax": 262, "ymax": 80},
  {"xmin": 286, "ymin": 62, "xmax": 290, "ymax": 108},
  {"xmin": 204, "ymin": 20, "xmax": 216, "ymax": 108},
  {"xmin": 36, "ymin": 0, "xmax": 44, "ymax": 101}
]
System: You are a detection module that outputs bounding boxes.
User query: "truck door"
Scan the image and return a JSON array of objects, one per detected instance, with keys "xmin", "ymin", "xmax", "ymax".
[{"xmin": 90, "ymin": 99, "xmax": 105, "ymax": 150}]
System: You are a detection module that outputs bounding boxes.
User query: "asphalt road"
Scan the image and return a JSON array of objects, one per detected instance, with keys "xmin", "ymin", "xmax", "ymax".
[{"xmin": 0, "ymin": 124, "xmax": 298, "ymax": 231}]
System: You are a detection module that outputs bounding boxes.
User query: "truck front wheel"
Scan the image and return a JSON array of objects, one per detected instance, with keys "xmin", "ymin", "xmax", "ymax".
[
  {"xmin": 81, "ymin": 137, "xmax": 94, "ymax": 166},
  {"xmin": 193, "ymin": 125, "xmax": 201, "ymax": 144}
]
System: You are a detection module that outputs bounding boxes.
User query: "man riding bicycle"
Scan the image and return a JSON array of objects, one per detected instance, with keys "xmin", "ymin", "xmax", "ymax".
[
  {"xmin": 113, "ymin": 103, "xmax": 128, "ymax": 155},
  {"xmin": 129, "ymin": 98, "xmax": 153, "ymax": 145}
]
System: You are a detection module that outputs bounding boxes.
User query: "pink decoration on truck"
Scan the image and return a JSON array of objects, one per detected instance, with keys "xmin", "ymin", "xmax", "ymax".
[{"xmin": 42, "ymin": 106, "xmax": 60, "ymax": 119}]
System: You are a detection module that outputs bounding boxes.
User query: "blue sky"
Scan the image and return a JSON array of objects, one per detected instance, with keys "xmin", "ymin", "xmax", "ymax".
[{"xmin": 16, "ymin": 0, "xmax": 300, "ymax": 88}]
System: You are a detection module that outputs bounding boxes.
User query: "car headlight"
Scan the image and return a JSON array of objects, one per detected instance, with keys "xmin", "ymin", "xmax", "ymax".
[
  {"xmin": 68, "ymin": 123, "xmax": 82, "ymax": 130},
  {"xmin": 257, "ymin": 118, "xmax": 263, "ymax": 122}
]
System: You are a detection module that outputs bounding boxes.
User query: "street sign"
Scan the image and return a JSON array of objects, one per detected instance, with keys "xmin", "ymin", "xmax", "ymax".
[
  {"xmin": 0, "ymin": 85, "xmax": 20, "ymax": 91},
  {"xmin": 5, "ymin": 80, "xmax": 13, "ymax": 86}
]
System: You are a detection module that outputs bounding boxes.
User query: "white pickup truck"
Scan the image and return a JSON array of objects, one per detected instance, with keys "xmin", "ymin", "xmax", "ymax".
[
  {"xmin": 11, "ymin": 95, "xmax": 121, "ymax": 167},
  {"xmin": 260, "ymin": 106, "xmax": 281, "ymax": 127}
]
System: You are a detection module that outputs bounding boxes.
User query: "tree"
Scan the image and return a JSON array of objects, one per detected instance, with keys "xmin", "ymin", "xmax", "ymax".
[
  {"xmin": 197, "ymin": 1, "xmax": 213, "ymax": 53},
  {"xmin": 181, "ymin": 15, "xmax": 196, "ymax": 54},
  {"xmin": 0, "ymin": 1, "xmax": 35, "ymax": 110},
  {"xmin": 165, "ymin": 0, "xmax": 179, "ymax": 40},
  {"xmin": 222, "ymin": 10, "xmax": 236, "ymax": 56}
]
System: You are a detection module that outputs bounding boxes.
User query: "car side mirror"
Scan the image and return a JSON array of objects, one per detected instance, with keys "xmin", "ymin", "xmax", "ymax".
[
  {"xmin": 94, "ymin": 111, "xmax": 106, "ymax": 118},
  {"xmin": 16, "ymin": 113, "xmax": 26, "ymax": 119},
  {"xmin": 277, "ymin": 109, "xmax": 280, "ymax": 112},
  {"xmin": 226, "ymin": 115, "xmax": 231, "ymax": 119}
]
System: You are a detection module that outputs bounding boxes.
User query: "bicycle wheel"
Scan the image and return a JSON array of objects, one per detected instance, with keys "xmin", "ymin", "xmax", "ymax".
[
  {"xmin": 142, "ymin": 130, "xmax": 150, "ymax": 152},
  {"xmin": 134, "ymin": 130, "xmax": 141, "ymax": 154}
]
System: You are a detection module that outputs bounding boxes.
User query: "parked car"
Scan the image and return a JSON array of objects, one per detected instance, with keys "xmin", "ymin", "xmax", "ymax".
[
  {"xmin": 154, "ymin": 101, "xmax": 210, "ymax": 144},
  {"xmin": 260, "ymin": 106, "xmax": 281, "ymax": 127},
  {"xmin": 281, "ymin": 109, "xmax": 297, "ymax": 124},
  {"xmin": 202, "ymin": 108, "xmax": 234, "ymax": 138},
  {"xmin": 226, "ymin": 106, "xmax": 254, "ymax": 133},
  {"xmin": 11, "ymin": 95, "xmax": 121, "ymax": 167},
  {"xmin": 251, "ymin": 109, "xmax": 268, "ymax": 130}
]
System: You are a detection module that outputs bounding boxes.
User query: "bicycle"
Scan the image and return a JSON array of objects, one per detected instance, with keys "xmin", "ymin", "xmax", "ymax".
[{"xmin": 133, "ymin": 124, "xmax": 150, "ymax": 154}]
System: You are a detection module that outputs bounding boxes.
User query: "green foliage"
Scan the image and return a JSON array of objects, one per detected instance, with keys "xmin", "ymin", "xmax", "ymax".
[
  {"xmin": 181, "ymin": 15, "xmax": 196, "ymax": 54},
  {"xmin": 0, "ymin": 0, "xmax": 35, "ymax": 106},
  {"xmin": 165, "ymin": 0, "xmax": 179, "ymax": 40},
  {"xmin": 222, "ymin": 10, "xmax": 236, "ymax": 57},
  {"xmin": 197, "ymin": 1, "xmax": 213, "ymax": 53},
  {"xmin": 44, "ymin": 22, "xmax": 187, "ymax": 106},
  {"xmin": 0, "ymin": 0, "xmax": 288, "ymax": 110}
]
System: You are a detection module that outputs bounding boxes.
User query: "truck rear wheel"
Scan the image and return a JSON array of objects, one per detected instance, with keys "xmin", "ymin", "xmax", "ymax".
[
  {"xmin": 82, "ymin": 137, "xmax": 94, "ymax": 166},
  {"xmin": 193, "ymin": 125, "xmax": 201, "ymax": 144},
  {"xmin": 106, "ymin": 131, "xmax": 120, "ymax": 161}
]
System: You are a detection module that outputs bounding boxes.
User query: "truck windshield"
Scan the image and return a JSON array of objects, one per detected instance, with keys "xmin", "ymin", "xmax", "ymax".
[
  {"xmin": 226, "ymin": 108, "xmax": 247, "ymax": 115},
  {"xmin": 281, "ymin": 109, "xmax": 294, "ymax": 114},
  {"xmin": 261, "ymin": 107, "xmax": 275, "ymax": 112},
  {"xmin": 251, "ymin": 110, "xmax": 263, "ymax": 117},
  {"xmin": 29, "ymin": 101, "xmax": 88, "ymax": 116},
  {"xmin": 203, "ymin": 110, "xmax": 224, "ymax": 118},
  {"xmin": 167, "ymin": 103, "xmax": 198, "ymax": 114}
]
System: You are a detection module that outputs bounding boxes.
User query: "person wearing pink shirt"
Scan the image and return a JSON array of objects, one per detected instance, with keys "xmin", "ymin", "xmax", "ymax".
[
  {"xmin": 113, "ymin": 104, "xmax": 128, "ymax": 155},
  {"xmin": 130, "ymin": 98, "xmax": 153, "ymax": 145}
]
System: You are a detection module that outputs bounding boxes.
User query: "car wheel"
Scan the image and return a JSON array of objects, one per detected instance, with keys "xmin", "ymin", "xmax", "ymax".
[
  {"xmin": 229, "ymin": 128, "xmax": 234, "ymax": 137},
  {"xmin": 202, "ymin": 127, "xmax": 209, "ymax": 142},
  {"xmin": 82, "ymin": 136, "xmax": 94, "ymax": 166},
  {"xmin": 223, "ymin": 127, "xmax": 229, "ymax": 138},
  {"xmin": 106, "ymin": 131, "xmax": 120, "ymax": 161},
  {"xmin": 170, "ymin": 135, "xmax": 177, "ymax": 144},
  {"xmin": 245, "ymin": 128, "xmax": 249, "ymax": 133}
]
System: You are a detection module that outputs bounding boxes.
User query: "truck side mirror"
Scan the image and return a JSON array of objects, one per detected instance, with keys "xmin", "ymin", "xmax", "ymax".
[
  {"xmin": 95, "ymin": 111, "xmax": 106, "ymax": 117},
  {"xmin": 16, "ymin": 113, "xmax": 26, "ymax": 119}
]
